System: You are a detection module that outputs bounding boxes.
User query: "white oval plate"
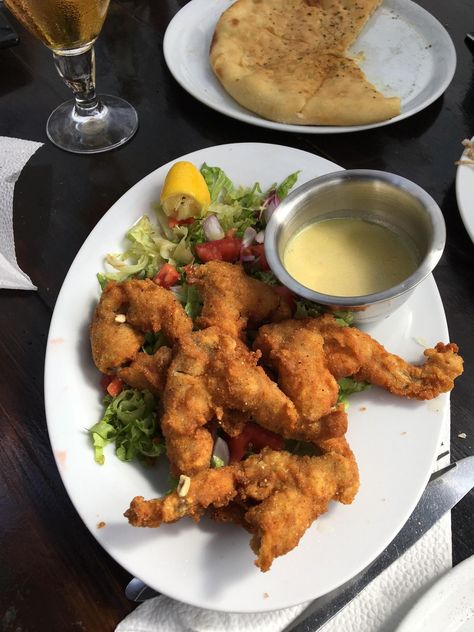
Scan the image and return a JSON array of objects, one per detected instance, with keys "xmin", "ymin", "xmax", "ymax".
[
  {"xmin": 163, "ymin": 0, "xmax": 456, "ymax": 134},
  {"xmin": 395, "ymin": 556, "xmax": 474, "ymax": 632},
  {"xmin": 45, "ymin": 142, "xmax": 449, "ymax": 613},
  {"xmin": 455, "ymin": 137, "xmax": 474, "ymax": 243}
]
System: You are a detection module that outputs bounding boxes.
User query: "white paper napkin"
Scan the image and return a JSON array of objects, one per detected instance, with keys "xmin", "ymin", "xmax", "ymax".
[
  {"xmin": 0, "ymin": 136, "xmax": 43, "ymax": 290},
  {"xmin": 116, "ymin": 422, "xmax": 451, "ymax": 632}
]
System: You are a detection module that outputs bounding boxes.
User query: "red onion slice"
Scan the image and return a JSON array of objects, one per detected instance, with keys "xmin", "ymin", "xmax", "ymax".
[
  {"xmin": 263, "ymin": 191, "xmax": 280, "ymax": 224},
  {"xmin": 202, "ymin": 214, "xmax": 225, "ymax": 241},
  {"xmin": 242, "ymin": 226, "xmax": 257, "ymax": 248}
]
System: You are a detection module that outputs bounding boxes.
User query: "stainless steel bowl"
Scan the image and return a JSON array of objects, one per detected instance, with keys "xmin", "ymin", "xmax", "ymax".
[{"xmin": 264, "ymin": 169, "xmax": 446, "ymax": 324}]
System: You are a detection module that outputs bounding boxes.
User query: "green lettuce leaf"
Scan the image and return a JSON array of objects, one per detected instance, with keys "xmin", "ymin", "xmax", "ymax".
[
  {"xmin": 89, "ymin": 389, "xmax": 165, "ymax": 465},
  {"xmin": 294, "ymin": 299, "xmax": 354, "ymax": 326},
  {"xmin": 211, "ymin": 455, "xmax": 225, "ymax": 468},
  {"xmin": 337, "ymin": 377, "xmax": 370, "ymax": 410},
  {"xmin": 294, "ymin": 298, "xmax": 325, "ymax": 319},
  {"xmin": 171, "ymin": 283, "xmax": 203, "ymax": 321},
  {"xmin": 200, "ymin": 164, "xmax": 236, "ymax": 203},
  {"xmin": 276, "ymin": 171, "xmax": 300, "ymax": 199}
]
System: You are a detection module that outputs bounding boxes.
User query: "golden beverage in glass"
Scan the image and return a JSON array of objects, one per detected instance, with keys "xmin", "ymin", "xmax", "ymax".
[
  {"xmin": 5, "ymin": 0, "xmax": 110, "ymax": 50},
  {"xmin": 5, "ymin": 0, "xmax": 137, "ymax": 153}
]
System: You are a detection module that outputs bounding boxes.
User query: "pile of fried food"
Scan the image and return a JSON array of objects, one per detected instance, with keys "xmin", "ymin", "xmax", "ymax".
[
  {"xmin": 210, "ymin": 0, "xmax": 401, "ymax": 125},
  {"xmin": 90, "ymin": 261, "xmax": 463, "ymax": 571}
]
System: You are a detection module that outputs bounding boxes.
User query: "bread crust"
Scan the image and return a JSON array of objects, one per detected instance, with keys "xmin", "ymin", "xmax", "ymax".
[{"xmin": 209, "ymin": 0, "xmax": 401, "ymax": 126}]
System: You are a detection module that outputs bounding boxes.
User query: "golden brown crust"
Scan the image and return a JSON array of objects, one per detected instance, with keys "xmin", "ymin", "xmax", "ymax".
[
  {"xmin": 312, "ymin": 314, "xmax": 464, "ymax": 399},
  {"xmin": 209, "ymin": 0, "xmax": 401, "ymax": 125},
  {"xmin": 187, "ymin": 261, "xmax": 291, "ymax": 338},
  {"xmin": 125, "ymin": 448, "xmax": 360, "ymax": 571},
  {"xmin": 90, "ymin": 279, "xmax": 192, "ymax": 374}
]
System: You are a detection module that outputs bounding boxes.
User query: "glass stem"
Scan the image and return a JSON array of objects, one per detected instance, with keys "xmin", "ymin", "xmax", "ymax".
[{"xmin": 52, "ymin": 47, "xmax": 102, "ymax": 117}]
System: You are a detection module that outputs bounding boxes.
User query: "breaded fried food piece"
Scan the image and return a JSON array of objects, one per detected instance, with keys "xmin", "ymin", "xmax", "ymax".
[
  {"xmin": 314, "ymin": 314, "xmax": 464, "ymax": 399},
  {"xmin": 241, "ymin": 449, "xmax": 358, "ymax": 571},
  {"xmin": 117, "ymin": 346, "xmax": 173, "ymax": 396},
  {"xmin": 315, "ymin": 434, "xmax": 355, "ymax": 459},
  {"xmin": 125, "ymin": 466, "xmax": 238, "ymax": 527},
  {"xmin": 90, "ymin": 279, "xmax": 192, "ymax": 374},
  {"xmin": 210, "ymin": 432, "xmax": 355, "ymax": 527},
  {"xmin": 254, "ymin": 319, "xmax": 340, "ymax": 433},
  {"xmin": 161, "ymin": 327, "xmax": 299, "ymax": 475},
  {"xmin": 218, "ymin": 409, "xmax": 248, "ymax": 437},
  {"xmin": 187, "ymin": 261, "xmax": 291, "ymax": 338},
  {"xmin": 125, "ymin": 448, "xmax": 359, "ymax": 571}
]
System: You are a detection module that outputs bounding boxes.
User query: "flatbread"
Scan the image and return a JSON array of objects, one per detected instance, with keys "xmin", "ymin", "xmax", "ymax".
[{"xmin": 209, "ymin": 0, "xmax": 401, "ymax": 126}]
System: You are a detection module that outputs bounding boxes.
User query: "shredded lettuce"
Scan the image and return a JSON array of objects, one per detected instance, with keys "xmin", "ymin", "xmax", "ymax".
[
  {"xmin": 99, "ymin": 216, "xmax": 172, "ymax": 283},
  {"xmin": 211, "ymin": 455, "xmax": 225, "ymax": 468},
  {"xmin": 333, "ymin": 311, "xmax": 354, "ymax": 327},
  {"xmin": 249, "ymin": 270, "xmax": 278, "ymax": 285},
  {"xmin": 294, "ymin": 298, "xmax": 354, "ymax": 326},
  {"xmin": 97, "ymin": 164, "xmax": 299, "ymax": 286},
  {"xmin": 142, "ymin": 332, "xmax": 167, "ymax": 355},
  {"xmin": 171, "ymin": 282, "xmax": 203, "ymax": 321},
  {"xmin": 89, "ymin": 389, "xmax": 164, "ymax": 465},
  {"xmin": 276, "ymin": 172, "xmax": 300, "ymax": 199},
  {"xmin": 337, "ymin": 377, "xmax": 370, "ymax": 410},
  {"xmin": 294, "ymin": 298, "xmax": 325, "ymax": 319},
  {"xmin": 201, "ymin": 164, "xmax": 237, "ymax": 203}
]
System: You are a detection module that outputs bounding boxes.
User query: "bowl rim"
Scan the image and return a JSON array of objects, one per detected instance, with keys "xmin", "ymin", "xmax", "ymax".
[{"xmin": 264, "ymin": 169, "xmax": 446, "ymax": 307}]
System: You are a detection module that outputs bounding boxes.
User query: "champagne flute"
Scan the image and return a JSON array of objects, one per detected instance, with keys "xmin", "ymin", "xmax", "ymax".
[{"xmin": 4, "ymin": 0, "xmax": 138, "ymax": 154}]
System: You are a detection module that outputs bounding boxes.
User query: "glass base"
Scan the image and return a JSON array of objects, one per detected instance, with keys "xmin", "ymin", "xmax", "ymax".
[{"xmin": 46, "ymin": 94, "xmax": 138, "ymax": 154}]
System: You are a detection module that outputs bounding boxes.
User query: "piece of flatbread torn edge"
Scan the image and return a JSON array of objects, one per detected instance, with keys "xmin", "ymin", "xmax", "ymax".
[{"xmin": 209, "ymin": 0, "xmax": 401, "ymax": 126}]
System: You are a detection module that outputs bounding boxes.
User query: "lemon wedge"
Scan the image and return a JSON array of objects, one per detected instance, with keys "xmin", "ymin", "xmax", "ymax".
[{"xmin": 160, "ymin": 161, "xmax": 211, "ymax": 220}]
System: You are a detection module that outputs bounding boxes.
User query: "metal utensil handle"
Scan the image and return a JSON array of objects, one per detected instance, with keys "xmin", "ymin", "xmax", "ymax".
[{"xmin": 285, "ymin": 457, "xmax": 474, "ymax": 631}]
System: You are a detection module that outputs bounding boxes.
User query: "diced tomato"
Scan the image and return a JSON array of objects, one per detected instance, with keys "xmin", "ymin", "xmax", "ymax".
[
  {"xmin": 106, "ymin": 376, "xmax": 124, "ymax": 397},
  {"xmin": 225, "ymin": 228, "xmax": 237, "ymax": 238},
  {"xmin": 227, "ymin": 422, "xmax": 285, "ymax": 463},
  {"xmin": 251, "ymin": 244, "xmax": 270, "ymax": 271},
  {"xmin": 183, "ymin": 263, "xmax": 196, "ymax": 277},
  {"xmin": 195, "ymin": 237, "xmax": 242, "ymax": 263},
  {"xmin": 274, "ymin": 284, "xmax": 296, "ymax": 314},
  {"xmin": 242, "ymin": 243, "xmax": 270, "ymax": 271},
  {"xmin": 167, "ymin": 216, "xmax": 195, "ymax": 228},
  {"xmin": 153, "ymin": 263, "xmax": 180, "ymax": 289}
]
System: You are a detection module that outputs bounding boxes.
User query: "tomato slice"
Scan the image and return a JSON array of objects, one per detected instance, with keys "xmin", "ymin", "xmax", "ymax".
[
  {"xmin": 153, "ymin": 263, "xmax": 180, "ymax": 289},
  {"xmin": 195, "ymin": 237, "xmax": 242, "ymax": 263},
  {"xmin": 227, "ymin": 422, "xmax": 285, "ymax": 463},
  {"xmin": 242, "ymin": 244, "xmax": 270, "ymax": 271},
  {"xmin": 251, "ymin": 244, "xmax": 270, "ymax": 271},
  {"xmin": 167, "ymin": 216, "xmax": 196, "ymax": 228}
]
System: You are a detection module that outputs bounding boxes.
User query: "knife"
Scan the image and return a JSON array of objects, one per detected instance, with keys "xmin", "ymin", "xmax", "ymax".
[
  {"xmin": 125, "ymin": 456, "xmax": 474, "ymax": 618},
  {"xmin": 283, "ymin": 455, "xmax": 474, "ymax": 631}
]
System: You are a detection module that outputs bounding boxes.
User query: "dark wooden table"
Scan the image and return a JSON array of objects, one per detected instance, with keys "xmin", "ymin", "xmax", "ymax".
[{"xmin": 1, "ymin": 0, "xmax": 473, "ymax": 629}]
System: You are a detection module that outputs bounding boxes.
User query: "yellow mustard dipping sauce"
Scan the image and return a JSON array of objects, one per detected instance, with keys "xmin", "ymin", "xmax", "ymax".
[{"xmin": 283, "ymin": 217, "xmax": 418, "ymax": 297}]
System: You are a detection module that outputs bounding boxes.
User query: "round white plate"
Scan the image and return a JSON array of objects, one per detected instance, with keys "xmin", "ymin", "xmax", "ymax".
[
  {"xmin": 45, "ymin": 142, "xmax": 449, "ymax": 613},
  {"xmin": 395, "ymin": 556, "xmax": 474, "ymax": 632},
  {"xmin": 163, "ymin": 0, "xmax": 456, "ymax": 134},
  {"xmin": 455, "ymin": 137, "xmax": 474, "ymax": 243}
]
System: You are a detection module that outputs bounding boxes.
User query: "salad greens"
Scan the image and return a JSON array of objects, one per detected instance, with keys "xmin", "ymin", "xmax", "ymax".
[
  {"xmin": 98, "ymin": 164, "xmax": 299, "ymax": 287},
  {"xmin": 337, "ymin": 377, "xmax": 370, "ymax": 410},
  {"xmin": 89, "ymin": 389, "xmax": 164, "ymax": 465}
]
